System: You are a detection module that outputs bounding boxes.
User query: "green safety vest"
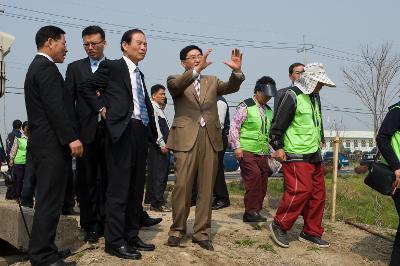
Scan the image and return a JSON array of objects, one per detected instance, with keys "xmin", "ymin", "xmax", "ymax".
[
  {"xmin": 14, "ymin": 137, "xmax": 27, "ymax": 165},
  {"xmin": 283, "ymin": 90, "xmax": 322, "ymax": 154},
  {"xmin": 239, "ymin": 98, "xmax": 273, "ymax": 154},
  {"xmin": 381, "ymin": 104, "xmax": 400, "ymax": 166}
]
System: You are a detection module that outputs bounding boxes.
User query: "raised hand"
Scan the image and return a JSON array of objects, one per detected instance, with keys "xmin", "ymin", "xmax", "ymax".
[
  {"xmin": 194, "ymin": 48, "xmax": 213, "ymax": 73},
  {"xmin": 223, "ymin": 48, "xmax": 242, "ymax": 73}
]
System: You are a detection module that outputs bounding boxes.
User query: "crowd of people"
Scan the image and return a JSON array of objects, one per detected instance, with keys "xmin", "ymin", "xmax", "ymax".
[{"xmin": 0, "ymin": 24, "xmax": 399, "ymax": 266}]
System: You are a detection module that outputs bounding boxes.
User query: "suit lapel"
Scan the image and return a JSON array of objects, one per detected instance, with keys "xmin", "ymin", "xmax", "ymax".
[
  {"xmin": 190, "ymin": 82, "xmax": 199, "ymax": 104},
  {"xmin": 199, "ymin": 77, "xmax": 207, "ymax": 104},
  {"xmin": 82, "ymin": 57, "xmax": 92, "ymax": 76},
  {"xmin": 120, "ymin": 58, "xmax": 133, "ymax": 99}
]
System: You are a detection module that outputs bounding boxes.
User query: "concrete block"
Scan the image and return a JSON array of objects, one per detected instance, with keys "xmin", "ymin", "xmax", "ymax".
[{"xmin": 0, "ymin": 200, "xmax": 81, "ymax": 252}]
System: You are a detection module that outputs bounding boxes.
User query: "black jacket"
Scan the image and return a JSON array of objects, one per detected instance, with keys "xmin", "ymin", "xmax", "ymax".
[
  {"xmin": 65, "ymin": 57, "xmax": 104, "ymax": 144},
  {"xmin": 78, "ymin": 58, "xmax": 157, "ymax": 143},
  {"xmin": 24, "ymin": 54, "xmax": 78, "ymax": 153},
  {"xmin": 376, "ymin": 102, "xmax": 400, "ymax": 171}
]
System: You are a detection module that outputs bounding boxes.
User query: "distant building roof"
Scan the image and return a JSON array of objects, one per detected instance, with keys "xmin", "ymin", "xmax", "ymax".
[{"xmin": 324, "ymin": 130, "xmax": 374, "ymax": 138}]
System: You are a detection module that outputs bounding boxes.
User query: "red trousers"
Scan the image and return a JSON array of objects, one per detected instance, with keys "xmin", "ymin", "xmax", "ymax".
[
  {"xmin": 239, "ymin": 151, "xmax": 269, "ymax": 213},
  {"xmin": 274, "ymin": 161, "xmax": 326, "ymax": 237}
]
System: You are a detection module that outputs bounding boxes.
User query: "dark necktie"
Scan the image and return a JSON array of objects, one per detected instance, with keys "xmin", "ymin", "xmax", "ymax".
[{"xmin": 134, "ymin": 68, "xmax": 149, "ymax": 126}]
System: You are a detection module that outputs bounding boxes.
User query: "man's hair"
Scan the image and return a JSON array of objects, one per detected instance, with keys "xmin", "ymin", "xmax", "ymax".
[
  {"xmin": 12, "ymin": 119, "xmax": 22, "ymax": 130},
  {"xmin": 82, "ymin": 25, "xmax": 105, "ymax": 40},
  {"xmin": 254, "ymin": 76, "xmax": 276, "ymax": 94},
  {"xmin": 35, "ymin": 25, "xmax": 65, "ymax": 49},
  {"xmin": 289, "ymin": 62, "xmax": 305, "ymax": 75},
  {"xmin": 179, "ymin": 45, "xmax": 202, "ymax": 61},
  {"xmin": 151, "ymin": 84, "xmax": 166, "ymax": 96},
  {"xmin": 120, "ymin": 29, "xmax": 144, "ymax": 52},
  {"xmin": 22, "ymin": 121, "xmax": 29, "ymax": 131}
]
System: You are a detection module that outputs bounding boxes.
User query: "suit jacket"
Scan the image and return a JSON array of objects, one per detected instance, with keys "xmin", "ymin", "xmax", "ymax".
[
  {"xmin": 65, "ymin": 57, "xmax": 105, "ymax": 144},
  {"xmin": 78, "ymin": 58, "xmax": 157, "ymax": 143},
  {"xmin": 24, "ymin": 54, "xmax": 78, "ymax": 153},
  {"xmin": 166, "ymin": 70, "xmax": 244, "ymax": 152}
]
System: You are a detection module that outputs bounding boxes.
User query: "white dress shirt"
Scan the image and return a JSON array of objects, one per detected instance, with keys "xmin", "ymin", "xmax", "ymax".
[
  {"xmin": 123, "ymin": 56, "xmax": 146, "ymax": 120},
  {"xmin": 151, "ymin": 100, "xmax": 169, "ymax": 147},
  {"xmin": 37, "ymin": 52, "xmax": 53, "ymax": 62}
]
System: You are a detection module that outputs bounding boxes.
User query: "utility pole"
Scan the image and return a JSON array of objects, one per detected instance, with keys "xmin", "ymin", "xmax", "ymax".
[
  {"xmin": 0, "ymin": 32, "xmax": 15, "ymax": 155},
  {"xmin": 297, "ymin": 35, "xmax": 314, "ymax": 65}
]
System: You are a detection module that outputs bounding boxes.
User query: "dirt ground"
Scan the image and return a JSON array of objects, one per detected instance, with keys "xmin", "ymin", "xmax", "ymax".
[{"xmin": 10, "ymin": 194, "xmax": 394, "ymax": 266}]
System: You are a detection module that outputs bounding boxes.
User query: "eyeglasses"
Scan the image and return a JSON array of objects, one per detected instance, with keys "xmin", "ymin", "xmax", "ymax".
[
  {"xmin": 293, "ymin": 70, "xmax": 305, "ymax": 75},
  {"xmin": 185, "ymin": 54, "xmax": 203, "ymax": 60},
  {"xmin": 83, "ymin": 40, "xmax": 104, "ymax": 48}
]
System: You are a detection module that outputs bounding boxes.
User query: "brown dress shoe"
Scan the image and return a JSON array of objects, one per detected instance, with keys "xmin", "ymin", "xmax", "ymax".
[
  {"xmin": 167, "ymin": 236, "xmax": 181, "ymax": 247},
  {"xmin": 192, "ymin": 239, "xmax": 214, "ymax": 251}
]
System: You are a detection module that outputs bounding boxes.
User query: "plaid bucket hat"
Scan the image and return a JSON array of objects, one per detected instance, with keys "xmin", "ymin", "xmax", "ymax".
[{"xmin": 294, "ymin": 62, "xmax": 336, "ymax": 94}]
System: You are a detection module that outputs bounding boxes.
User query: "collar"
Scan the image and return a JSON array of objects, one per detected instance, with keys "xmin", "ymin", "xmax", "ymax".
[
  {"xmin": 89, "ymin": 56, "xmax": 105, "ymax": 66},
  {"xmin": 37, "ymin": 52, "xmax": 53, "ymax": 62},
  {"xmin": 252, "ymin": 96, "xmax": 266, "ymax": 108},
  {"xmin": 123, "ymin": 55, "xmax": 138, "ymax": 73},
  {"xmin": 151, "ymin": 99, "xmax": 162, "ymax": 109}
]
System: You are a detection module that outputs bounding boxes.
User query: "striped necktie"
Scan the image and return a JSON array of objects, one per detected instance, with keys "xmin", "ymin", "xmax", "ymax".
[
  {"xmin": 134, "ymin": 68, "xmax": 149, "ymax": 126},
  {"xmin": 194, "ymin": 78, "xmax": 205, "ymax": 127}
]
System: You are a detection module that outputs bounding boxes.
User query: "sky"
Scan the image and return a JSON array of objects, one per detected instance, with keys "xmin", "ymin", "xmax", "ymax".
[{"xmin": 0, "ymin": 0, "xmax": 400, "ymax": 140}]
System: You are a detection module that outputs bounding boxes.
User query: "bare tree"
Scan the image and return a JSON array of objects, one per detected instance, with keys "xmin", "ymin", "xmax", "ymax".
[{"xmin": 343, "ymin": 43, "xmax": 400, "ymax": 138}]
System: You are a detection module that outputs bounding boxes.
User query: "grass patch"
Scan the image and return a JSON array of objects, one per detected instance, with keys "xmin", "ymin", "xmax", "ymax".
[
  {"xmin": 257, "ymin": 242, "xmax": 277, "ymax": 254},
  {"xmin": 306, "ymin": 246, "xmax": 321, "ymax": 254},
  {"xmin": 234, "ymin": 237, "xmax": 257, "ymax": 247},
  {"xmin": 227, "ymin": 173, "xmax": 399, "ymax": 229},
  {"xmin": 252, "ymin": 224, "xmax": 262, "ymax": 230}
]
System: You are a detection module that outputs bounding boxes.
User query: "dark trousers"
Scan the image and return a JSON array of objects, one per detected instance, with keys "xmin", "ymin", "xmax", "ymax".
[
  {"xmin": 76, "ymin": 121, "xmax": 107, "ymax": 233},
  {"xmin": 21, "ymin": 152, "xmax": 35, "ymax": 206},
  {"xmin": 105, "ymin": 119, "xmax": 148, "ymax": 247},
  {"xmin": 145, "ymin": 143, "xmax": 169, "ymax": 207},
  {"xmin": 213, "ymin": 134, "xmax": 229, "ymax": 203},
  {"xmin": 76, "ymin": 141, "xmax": 100, "ymax": 231},
  {"xmin": 12, "ymin": 164, "xmax": 25, "ymax": 200},
  {"xmin": 63, "ymin": 165, "xmax": 75, "ymax": 210},
  {"xmin": 29, "ymin": 149, "xmax": 70, "ymax": 266},
  {"xmin": 390, "ymin": 191, "xmax": 400, "ymax": 265},
  {"xmin": 274, "ymin": 161, "xmax": 325, "ymax": 237},
  {"xmin": 239, "ymin": 151, "xmax": 269, "ymax": 213}
]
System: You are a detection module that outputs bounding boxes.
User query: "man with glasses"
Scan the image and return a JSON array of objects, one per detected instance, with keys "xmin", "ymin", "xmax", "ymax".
[
  {"xmin": 166, "ymin": 45, "xmax": 244, "ymax": 251},
  {"xmin": 65, "ymin": 25, "xmax": 108, "ymax": 243},
  {"xmin": 25, "ymin": 25, "xmax": 83, "ymax": 266}
]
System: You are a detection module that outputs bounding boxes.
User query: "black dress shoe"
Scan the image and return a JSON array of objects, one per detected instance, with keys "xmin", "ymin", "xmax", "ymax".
[
  {"xmin": 243, "ymin": 212, "xmax": 267, "ymax": 223},
  {"xmin": 166, "ymin": 236, "xmax": 181, "ymax": 247},
  {"xmin": 49, "ymin": 259, "xmax": 76, "ymax": 266},
  {"xmin": 62, "ymin": 207, "xmax": 78, "ymax": 215},
  {"xmin": 150, "ymin": 204, "xmax": 172, "ymax": 212},
  {"xmin": 105, "ymin": 244, "xmax": 141, "ymax": 260},
  {"xmin": 84, "ymin": 230, "xmax": 99, "ymax": 243},
  {"xmin": 192, "ymin": 239, "xmax": 214, "ymax": 251},
  {"xmin": 141, "ymin": 216, "xmax": 162, "ymax": 227},
  {"xmin": 128, "ymin": 236, "xmax": 155, "ymax": 251},
  {"xmin": 57, "ymin": 249, "xmax": 71, "ymax": 258},
  {"xmin": 212, "ymin": 200, "xmax": 230, "ymax": 210}
]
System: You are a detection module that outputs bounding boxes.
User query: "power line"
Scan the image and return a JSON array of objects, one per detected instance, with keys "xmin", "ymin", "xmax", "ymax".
[{"xmin": 0, "ymin": 4, "xmax": 363, "ymax": 60}]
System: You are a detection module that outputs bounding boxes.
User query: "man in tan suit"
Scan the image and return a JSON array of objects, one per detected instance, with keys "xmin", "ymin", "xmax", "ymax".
[{"xmin": 166, "ymin": 45, "xmax": 244, "ymax": 251}]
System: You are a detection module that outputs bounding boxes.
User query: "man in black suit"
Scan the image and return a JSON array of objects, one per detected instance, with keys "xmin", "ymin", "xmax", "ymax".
[
  {"xmin": 79, "ymin": 29, "xmax": 157, "ymax": 260},
  {"xmin": 65, "ymin": 25, "xmax": 108, "ymax": 243},
  {"xmin": 24, "ymin": 25, "xmax": 83, "ymax": 266}
]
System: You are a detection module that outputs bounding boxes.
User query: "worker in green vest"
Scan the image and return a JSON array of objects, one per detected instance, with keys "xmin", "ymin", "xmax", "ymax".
[
  {"xmin": 269, "ymin": 63, "xmax": 335, "ymax": 248},
  {"xmin": 376, "ymin": 102, "xmax": 400, "ymax": 265},
  {"xmin": 229, "ymin": 76, "xmax": 276, "ymax": 222},
  {"xmin": 9, "ymin": 121, "xmax": 29, "ymax": 201}
]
